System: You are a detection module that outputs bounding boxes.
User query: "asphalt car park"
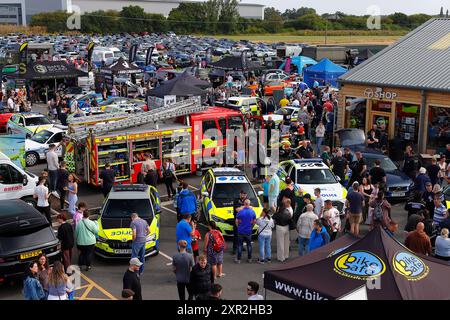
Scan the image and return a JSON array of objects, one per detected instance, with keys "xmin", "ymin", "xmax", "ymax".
[{"xmin": 0, "ymin": 156, "xmax": 411, "ymax": 300}]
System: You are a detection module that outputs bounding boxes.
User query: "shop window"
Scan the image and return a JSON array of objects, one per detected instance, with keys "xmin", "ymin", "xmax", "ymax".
[
  {"xmin": 371, "ymin": 100, "xmax": 392, "ymax": 112},
  {"xmin": 344, "ymin": 97, "xmax": 366, "ymax": 130},
  {"xmin": 395, "ymin": 103, "xmax": 420, "ymax": 144},
  {"xmin": 427, "ymin": 106, "xmax": 450, "ymax": 154}
]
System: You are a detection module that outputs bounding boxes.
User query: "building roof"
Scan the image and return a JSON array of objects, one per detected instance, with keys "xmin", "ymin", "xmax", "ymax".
[{"xmin": 339, "ymin": 18, "xmax": 450, "ymax": 93}]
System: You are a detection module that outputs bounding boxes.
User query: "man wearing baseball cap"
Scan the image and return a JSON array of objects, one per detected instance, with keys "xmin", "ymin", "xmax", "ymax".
[{"xmin": 123, "ymin": 258, "xmax": 143, "ymax": 300}]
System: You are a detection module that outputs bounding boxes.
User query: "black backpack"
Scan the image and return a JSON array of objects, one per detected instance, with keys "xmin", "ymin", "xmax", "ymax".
[{"xmin": 373, "ymin": 201, "xmax": 384, "ymax": 221}]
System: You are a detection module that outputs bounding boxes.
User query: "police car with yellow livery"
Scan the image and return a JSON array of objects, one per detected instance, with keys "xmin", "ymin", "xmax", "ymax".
[
  {"xmin": 7, "ymin": 113, "xmax": 54, "ymax": 137},
  {"xmin": 277, "ymin": 159, "xmax": 347, "ymax": 213},
  {"xmin": 95, "ymin": 184, "xmax": 161, "ymax": 258},
  {"xmin": 201, "ymin": 168, "xmax": 264, "ymax": 236}
]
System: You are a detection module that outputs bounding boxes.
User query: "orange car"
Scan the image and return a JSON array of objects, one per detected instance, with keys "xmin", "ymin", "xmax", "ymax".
[{"xmin": 264, "ymin": 81, "xmax": 287, "ymax": 95}]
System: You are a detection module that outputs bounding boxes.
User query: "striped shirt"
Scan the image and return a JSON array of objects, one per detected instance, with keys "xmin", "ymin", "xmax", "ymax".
[{"xmin": 433, "ymin": 204, "xmax": 447, "ymax": 225}]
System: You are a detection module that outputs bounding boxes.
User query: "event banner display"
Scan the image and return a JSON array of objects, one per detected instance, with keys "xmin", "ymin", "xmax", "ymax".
[{"xmin": 0, "ymin": 134, "xmax": 26, "ymax": 169}]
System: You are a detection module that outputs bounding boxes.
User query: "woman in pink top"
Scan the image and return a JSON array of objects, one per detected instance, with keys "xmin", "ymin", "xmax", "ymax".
[
  {"xmin": 73, "ymin": 202, "xmax": 87, "ymax": 227},
  {"xmin": 366, "ymin": 183, "xmax": 380, "ymax": 227}
]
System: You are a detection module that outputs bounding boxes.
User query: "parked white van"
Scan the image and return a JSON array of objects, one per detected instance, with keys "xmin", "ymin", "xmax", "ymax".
[
  {"xmin": 0, "ymin": 152, "xmax": 39, "ymax": 206},
  {"xmin": 92, "ymin": 48, "xmax": 115, "ymax": 66}
]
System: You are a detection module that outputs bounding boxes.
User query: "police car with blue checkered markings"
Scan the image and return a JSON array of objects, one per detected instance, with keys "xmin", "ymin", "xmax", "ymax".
[{"xmin": 200, "ymin": 168, "xmax": 263, "ymax": 236}]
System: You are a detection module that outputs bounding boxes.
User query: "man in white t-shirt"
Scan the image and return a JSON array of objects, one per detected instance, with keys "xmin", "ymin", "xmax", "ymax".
[
  {"xmin": 323, "ymin": 199, "xmax": 341, "ymax": 242},
  {"xmin": 34, "ymin": 176, "xmax": 51, "ymax": 223},
  {"xmin": 247, "ymin": 281, "xmax": 264, "ymax": 300},
  {"xmin": 313, "ymin": 188, "xmax": 324, "ymax": 218},
  {"xmin": 7, "ymin": 96, "xmax": 15, "ymax": 112}
]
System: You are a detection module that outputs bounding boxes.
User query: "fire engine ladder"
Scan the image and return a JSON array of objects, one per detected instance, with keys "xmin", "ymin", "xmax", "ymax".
[{"xmin": 69, "ymin": 98, "xmax": 206, "ymax": 141}]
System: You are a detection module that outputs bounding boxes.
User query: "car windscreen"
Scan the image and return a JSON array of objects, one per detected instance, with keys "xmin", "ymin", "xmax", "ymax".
[
  {"xmin": 103, "ymin": 199, "xmax": 154, "ymax": 219},
  {"xmin": 65, "ymin": 87, "xmax": 82, "ymax": 94},
  {"xmin": 364, "ymin": 157, "xmax": 398, "ymax": 172},
  {"xmin": 0, "ymin": 225, "xmax": 55, "ymax": 254},
  {"xmin": 30, "ymin": 129, "xmax": 52, "ymax": 144},
  {"xmin": 444, "ymin": 186, "xmax": 450, "ymax": 201},
  {"xmin": 228, "ymin": 116, "xmax": 244, "ymax": 131},
  {"xmin": 226, "ymin": 99, "xmax": 240, "ymax": 107},
  {"xmin": 25, "ymin": 117, "xmax": 51, "ymax": 126},
  {"xmin": 212, "ymin": 183, "xmax": 258, "ymax": 208},
  {"xmin": 337, "ymin": 129, "xmax": 366, "ymax": 146},
  {"xmin": 100, "ymin": 98, "xmax": 119, "ymax": 106},
  {"xmin": 274, "ymin": 108, "xmax": 292, "ymax": 116},
  {"xmin": 296, "ymin": 169, "xmax": 338, "ymax": 184}
]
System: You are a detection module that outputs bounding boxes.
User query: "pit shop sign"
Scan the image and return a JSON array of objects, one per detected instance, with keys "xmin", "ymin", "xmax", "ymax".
[{"xmin": 364, "ymin": 87, "xmax": 398, "ymax": 100}]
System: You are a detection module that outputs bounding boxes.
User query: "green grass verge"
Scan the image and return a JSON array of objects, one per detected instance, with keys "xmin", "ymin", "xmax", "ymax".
[{"xmin": 205, "ymin": 34, "xmax": 405, "ymax": 44}]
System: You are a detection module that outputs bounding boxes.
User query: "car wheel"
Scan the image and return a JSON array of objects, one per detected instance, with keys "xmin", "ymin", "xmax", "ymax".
[
  {"xmin": 25, "ymin": 152, "xmax": 39, "ymax": 167},
  {"xmin": 22, "ymin": 197, "xmax": 37, "ymax": 208}
]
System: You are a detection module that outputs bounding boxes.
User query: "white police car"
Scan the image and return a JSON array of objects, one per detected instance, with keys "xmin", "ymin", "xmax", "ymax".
[
  {"xmin": 25, "ymin": 127, "xmax": 65, "ymax": 166},
  {"xmin": 277, "ymin": 159, "xmax": 347, "ymax": 212}
]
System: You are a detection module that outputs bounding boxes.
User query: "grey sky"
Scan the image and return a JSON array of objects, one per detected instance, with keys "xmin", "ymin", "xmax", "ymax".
[{"xmin": 242, "ymin": 0, "xmax": 449, "ymax": 15}]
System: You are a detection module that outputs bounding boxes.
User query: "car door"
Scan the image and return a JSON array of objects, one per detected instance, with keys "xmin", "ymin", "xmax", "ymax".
[
  {"xmin": 47, "ymin": 132, "xmax": 63, "ymax": 157},
  {"xmin": 202, "ymin": 172, "xmax": 214, "ymax": 218},
  {"xmin": 16, "ymin": 116, "xmax": 25, "ymax": 134},
  {"xmin": 0, "ymin": 163, "xmax": 25, "ymax": 200},
  {"xmin": 278, "ymin": 161, "xmax": 294, "ymax": 182},
  {"xmin": 149, "ymin": 186, "xmax": 161, "ymax": 215}
]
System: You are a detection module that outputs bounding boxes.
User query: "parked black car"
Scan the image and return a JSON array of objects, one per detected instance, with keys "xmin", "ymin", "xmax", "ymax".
[
  {"xmin": 0, "ymin": 200, "xmax": 60, "ymax": 282},
  {"xmin": 336, "ymin": 128, "xmax": 414, "ymax": 200}
]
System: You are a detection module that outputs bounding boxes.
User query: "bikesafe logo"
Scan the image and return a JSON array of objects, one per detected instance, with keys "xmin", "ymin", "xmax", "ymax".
[
  {"xmin": 33, "ymin": 64, "xmax": 48, "ymax": 74},
  {"xmin": 334, "ymin": 251, "xmax": 386, "ymax": 280},
  {"xmin": 393, "ymin": 252, "xmax": 429, "ymax": 281}
]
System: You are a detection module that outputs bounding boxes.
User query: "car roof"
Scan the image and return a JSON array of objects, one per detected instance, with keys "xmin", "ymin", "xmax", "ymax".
[
  {"xmin": 0, "ymin": 200, "xmax": 49, "ymax": 232},
  {"xmin": 39, "ymin": 127, "xmax": 64, "ymax": 134},
  {"xmin": 108, "ymin": 184, "xmax": 150, "ymax": 200},
  {"xmin": 289, "ymin": 158, "xmax": 330, "ymax": 169},
  {"xmin": 18, "ymin": 113, "xmax": 46, "ymax": 118},
  {"xmin": 210, "ymin": 167, "xmax": 245, "ymax": 176}
]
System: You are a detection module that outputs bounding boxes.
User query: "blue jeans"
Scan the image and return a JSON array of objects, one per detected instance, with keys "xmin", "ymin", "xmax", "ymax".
[
  {"xmin": 258, "ymin": 234, "xmax": 271, "ymax": 261},
  {"xmin": 237, "ymin": 234, "xmax": 252, "ymax": 261},
  {"xmin": 316, "ymin": 137, "xmax": 323, "ymax": 155},
  {"xmin": 298, "ymin": 237, "xmax": 310, "ymax": 256},
  {"xmin": 131, "ymin": 242, "xmax": 146, "ymax": 274}
]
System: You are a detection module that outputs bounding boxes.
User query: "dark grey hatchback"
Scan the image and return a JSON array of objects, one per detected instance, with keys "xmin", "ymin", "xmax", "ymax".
[{"xmin": 0, "ymin": 200, "xmax": 60, "ymax": 282}]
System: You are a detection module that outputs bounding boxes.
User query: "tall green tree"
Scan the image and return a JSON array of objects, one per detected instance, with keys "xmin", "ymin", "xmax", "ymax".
[
  {"xmin": 388, "ymin": 12, "xmax": 409, "ymax": 28},
  {"xmin": 30, "ymin": 11, "xmax": 70, "ymax": 33},
  {"xmin": 168, "ymin": 3, "xmax": 205, "ymax": 34},
  {"xmin": 81, "ymin": 10, "xmax": 119, "ymax": 33},
  {"xmin": 120, "ymin": 6, "xmax": 148, "ymax": 33},
  {"xmin": 263, "ymin": 7, "xmax": 283, "ymax": 33},
  {"xmin": 291, "ymin": 13, "xmax": 327, "ymax": 30},
  {"xmin": 282, "ymin": 7, "xmax": 316, "ymax": 20},
  {"xmin": 218, "ymin": 0, "xmax": 240, "ymax": 34},
  {"xmin": 203, "ymin": 0, "xmax": 221, "ymax": 34}
]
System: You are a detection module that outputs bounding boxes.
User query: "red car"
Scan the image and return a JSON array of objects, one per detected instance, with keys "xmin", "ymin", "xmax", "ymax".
[{"xmin": 0, "ymin": 113, "xmax": 13, "ymax": 132}]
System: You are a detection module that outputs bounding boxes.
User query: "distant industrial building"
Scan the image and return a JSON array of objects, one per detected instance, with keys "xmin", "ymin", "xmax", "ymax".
[{"xmin": 0, "ymin": 0, "xmax": 264, "ymax": 25}]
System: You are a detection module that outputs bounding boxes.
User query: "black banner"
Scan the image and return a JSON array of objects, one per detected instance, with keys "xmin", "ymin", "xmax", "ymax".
[
  {"xmin": 129, "ymin": 44, "xmax": 138, "ymax": 63},
  {"xmin": 87, "ymin": 42, "xmax": 95, "ymax": 71},
  {"xmin": 145, "ymin": 46, "xmax": 154, "ymax": 66},
  {"xmin": 19, "ymin": 42, "xmax": 28, "ymax": 75}
]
